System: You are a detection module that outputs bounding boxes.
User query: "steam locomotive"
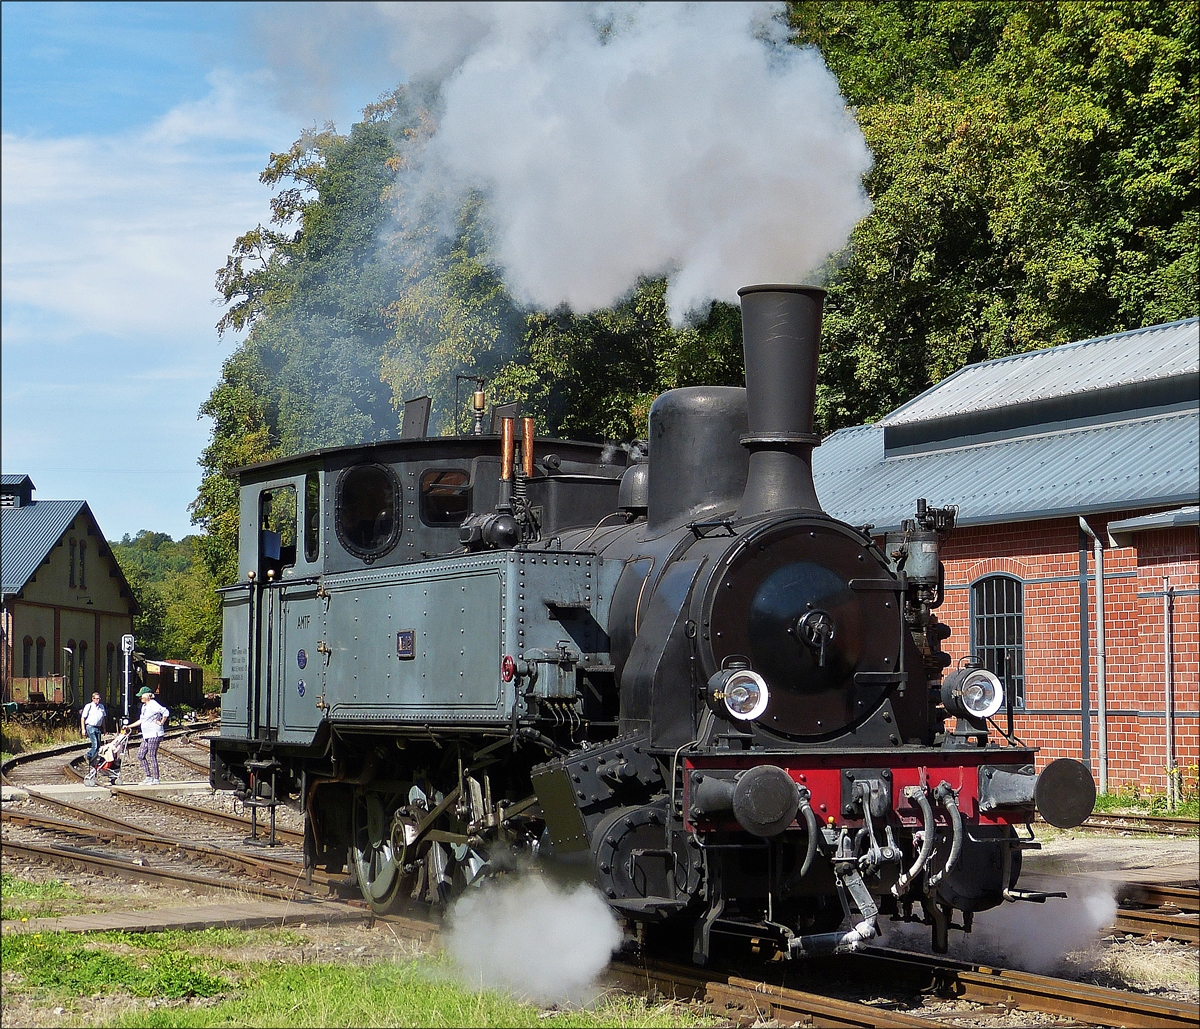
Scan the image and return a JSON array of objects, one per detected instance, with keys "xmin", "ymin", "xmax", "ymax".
[{"xmin": 210, "ymin": 285, "xmax": 1096, "ymax": 962}]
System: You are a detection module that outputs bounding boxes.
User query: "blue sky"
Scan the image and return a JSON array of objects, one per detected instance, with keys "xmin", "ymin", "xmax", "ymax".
[{"xmin": 1, "ymin": 2, "xmax": 399, "ymax": 540}]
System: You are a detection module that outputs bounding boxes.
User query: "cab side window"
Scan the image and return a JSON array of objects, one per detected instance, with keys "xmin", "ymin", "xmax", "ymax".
[
  {"xmin": 259, "ymin": 485, "xmax": 297, "ymax": 578},
  {"xmin": 420, "ymin": 469, "xmax": 471, "ymax": 526}
]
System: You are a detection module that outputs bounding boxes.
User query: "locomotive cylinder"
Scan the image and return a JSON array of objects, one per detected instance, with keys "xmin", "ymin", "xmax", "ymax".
[{"xmin": 736, "ymin": 285, "xmax": 825, "ymax": 518}]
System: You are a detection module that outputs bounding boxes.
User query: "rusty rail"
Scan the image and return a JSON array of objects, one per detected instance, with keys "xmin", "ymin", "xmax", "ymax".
[
  {"xmin": 609, "ymin": 959, "xmax": 939, "ymax": 1028},
  {"xmin": 2, "ymin": 802, "xmax": 324, "ymax": 898},
  {"xmin": 853, "ymin": 948, "xmax": 1198, "ymax": 1028},
  {"xmin": 1112, "ymin": 907, "xmax": 1200, "ymax": 945}
]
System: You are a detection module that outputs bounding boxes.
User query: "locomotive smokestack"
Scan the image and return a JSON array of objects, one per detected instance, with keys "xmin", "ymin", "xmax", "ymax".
[{"xmin": 735, "ymin": 285, "xmax": 824, "ymax": 517}]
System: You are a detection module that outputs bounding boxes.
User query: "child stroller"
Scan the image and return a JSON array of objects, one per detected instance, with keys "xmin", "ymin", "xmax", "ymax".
[{"xmin": 84, "ymin": 729, "xmax": 130, "ymax": 787}]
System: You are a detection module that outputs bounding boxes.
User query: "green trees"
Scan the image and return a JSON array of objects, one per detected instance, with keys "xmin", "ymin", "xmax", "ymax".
[
  {"xmin": 109, "ymin": 533, "xmax": 220, "ymax": 673},
  {"xmin": 791, "ymin": 1, "xmax": 1197, "ymax": 426}
]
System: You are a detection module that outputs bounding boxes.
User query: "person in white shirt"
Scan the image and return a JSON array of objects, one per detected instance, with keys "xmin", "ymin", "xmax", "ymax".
[
  {"xmin": 127, "ymin": 686, "xmax": 170, "ymax": 785},
  {"xmin": 80, "ymin": 692, "xmax": 106, "ymax": 765}
]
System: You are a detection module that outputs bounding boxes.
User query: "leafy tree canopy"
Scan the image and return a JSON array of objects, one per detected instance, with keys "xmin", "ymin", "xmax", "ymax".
[
  {"xmin": 791, "ymin": 0, "xmax": 1197, "ymax": 425},
  {"xmin": 109, "ymin": 532, "xmax": 220, "ymax": 673}
]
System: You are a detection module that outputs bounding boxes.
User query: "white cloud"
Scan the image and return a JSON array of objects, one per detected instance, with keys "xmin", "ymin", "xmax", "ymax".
[
  {"xmin": 1, "ymin": 70, "xmax": 296, "ymax": 537},
  {"xmin": 2, "ymin": 71, "xmax": 287, "ymax": 341}
]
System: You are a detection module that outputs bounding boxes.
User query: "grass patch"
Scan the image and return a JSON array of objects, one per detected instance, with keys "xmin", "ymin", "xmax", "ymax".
[
  {"xmin": 1, "ymin": 873, "xmax": 82, "ymax": 920},
  {"xmin": 106, "ymin": 958, "xmax": 710, "ymax": 1029},
  {"xmin": 1, "ymin": 930, "xmax": 715, "ymax": 1029},
  {"xmin": 1, "ymin": 932, "xmax": 229, "ymax": 1000},
  {"xmin": 1094, "ymin": 767, "xmax": 1200, "ymax": 822},
  {"xmin": 0, "ymin": 718, "xmax": 81, "ymax": 757}
]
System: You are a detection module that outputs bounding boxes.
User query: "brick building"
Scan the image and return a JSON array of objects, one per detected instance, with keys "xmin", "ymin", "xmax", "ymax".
[
  {"xmin": 813, "ymin": 318, "xmax": 1198, "ymax": 795},
  {"xmin": 0, "ymin": 475, "xmax": 137, "ymax": 706}
]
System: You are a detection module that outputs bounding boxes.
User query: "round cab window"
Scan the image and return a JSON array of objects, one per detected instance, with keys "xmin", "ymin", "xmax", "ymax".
[{"xmin": 336, "ymin": 464, "xmax": 400, "ymax": 560}]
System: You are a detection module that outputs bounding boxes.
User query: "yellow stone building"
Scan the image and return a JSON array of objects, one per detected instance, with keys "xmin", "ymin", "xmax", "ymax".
[{"xmin": 1, "ymin": 475, "xmax": 137, "ymax": 707}]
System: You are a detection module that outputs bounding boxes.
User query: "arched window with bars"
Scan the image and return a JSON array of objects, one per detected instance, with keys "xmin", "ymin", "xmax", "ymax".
[{"xmin": 970, "ymin": 574, "xmax": 1025, "ymax": 709}]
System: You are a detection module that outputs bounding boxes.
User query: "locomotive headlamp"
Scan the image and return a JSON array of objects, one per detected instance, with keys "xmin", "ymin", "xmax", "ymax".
[
  {"xmin": 942, "ymin": 665, "xmax": 1005, "ymax": 721},
  {"xmin": 708, "ymin": 668, "xmax": 770, "ymax": 721}
]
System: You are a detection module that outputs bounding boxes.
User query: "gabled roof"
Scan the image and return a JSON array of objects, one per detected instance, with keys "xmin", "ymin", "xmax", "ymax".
[
  {"xmin": 1, "ymin": 500, "xmax": 86, "ymax": 597},
  {"xmin": 880, "ymin": 318, "xmax": 1198, "ymax": 455},
  {"xmin": 813, "ymin": 410, "xmax": 1197, "ymax": 533},
  {"xmin": 0, "ymin": 498, "xmax": 138, "ymax": 609},
  {"xmin": 813, "ymin": 318, "xmax": 1200, "ymax": 533},
  {"xmin": 0, "ymin": 474, "xmax": 35, "ymax": 487}
]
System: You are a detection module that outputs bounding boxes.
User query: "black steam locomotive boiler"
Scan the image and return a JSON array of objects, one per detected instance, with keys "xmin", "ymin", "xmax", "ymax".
[{"xmin": 210, "ymin": 284, "xmax": 1096, "ymax": 962}]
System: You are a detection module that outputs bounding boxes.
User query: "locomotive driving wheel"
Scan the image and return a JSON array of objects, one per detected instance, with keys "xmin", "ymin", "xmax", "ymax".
[{"xmin": 351, "ymin": 791, "xmax": 410, "ymax": 915}]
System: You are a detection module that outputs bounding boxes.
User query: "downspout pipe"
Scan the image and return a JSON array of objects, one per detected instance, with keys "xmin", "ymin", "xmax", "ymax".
[
  {"xmin": 1079, "ymin": 517, "xmax": 1108, "ymax": 794},
  {"xmin": 1164, "ymin": 577, "xmax": 1177, "ymax": 810}
]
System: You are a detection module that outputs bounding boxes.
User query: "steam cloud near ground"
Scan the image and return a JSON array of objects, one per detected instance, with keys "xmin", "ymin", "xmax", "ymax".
[
  {"xmin": 257, "ymin": 2, "xmax": 874, "ymax": 322},
  {"xmin": 445, "ymin": 875, "xmax": 623, "ymax": 1005},
  {"xmin": 882, "ymin": 880, "xmax": 1119, "ymax": 975}
]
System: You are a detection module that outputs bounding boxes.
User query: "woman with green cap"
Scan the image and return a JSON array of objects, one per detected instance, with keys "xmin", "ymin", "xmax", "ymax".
[{"xmin": 126, "ymin": 686, "xmax": 170, "ymax": 785}]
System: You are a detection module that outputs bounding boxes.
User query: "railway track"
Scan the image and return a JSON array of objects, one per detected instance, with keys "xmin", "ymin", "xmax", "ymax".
[
  {"xmin": 1110, "ymin": 881, "xmax": 1200, "ymax": 944},
  {"xmin": 2, "ymin": 790, "xmax": 320, "ymax": 896},
  {"xmin": 1111, "ymin": 905, "xmax": 1199, "ymax": 944},
  {"xmin": 1, "ymin": 720, "xmax": 219, "ymax": 786},
  {"xmin": 6, "ymin": 729, "xmax": 1196, "ymax": 1024},
  {"xmin": 2, "ymin": 805, "xmax": 321, "ymax": 896},
  {"xmin": 1, "ymin": 838, "xmax": 302, "ymax": 899},
  {"xmin": 51, "ymin": 748, "xmax": 307, "ymax": 846},
  {"xmin": 5, "ymin": 809, "xmax": 1195, "ymax": 1029},
  {"xmin": 1070, "ymin": 811, "xmax": 1200, "ymax": 836},
  {"xmin": 609, "ymin": 958, "xmax": 939, "ymax": 1028},
  {"xmin": 849, "ymin": 947, "xmax": 1198, "ymax": 1029}
]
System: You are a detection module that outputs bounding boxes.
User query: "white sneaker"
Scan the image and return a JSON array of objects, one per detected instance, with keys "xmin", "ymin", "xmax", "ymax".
[{"xmin": 145, "ymin": 778, "xmax": 160, "ymax": 785}]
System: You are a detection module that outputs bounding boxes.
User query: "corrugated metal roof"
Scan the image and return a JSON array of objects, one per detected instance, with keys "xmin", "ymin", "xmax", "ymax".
[
  {"xmin": 883, "ymin": 318, "xmax": 1199, "ymax": 427},
  {"xmin": 0, "ymin": 500, "xmax": 85, "ymax": 597},
  {"xmin": 0, "ymin": 474, "xmax": 34, "ymax": 487},
  {"xmin": 813, "ymin": 408, "xmax": 1199, "ymax": 533}
]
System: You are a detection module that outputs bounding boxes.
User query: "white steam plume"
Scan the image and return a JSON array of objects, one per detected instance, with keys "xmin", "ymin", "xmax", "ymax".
[
  {"xmin": 445, "ymin": 875, "xmax": 623, "ymax": 1005},
  {"xmin": 882, "ymin": 881, "xmax": 1119, "ymax": 975},
  {"xmin": 257, "ymin": 2, "xmax": 874, "ymax": 323},
  {"xmin": 419, "ymin": 3, "xmax": 872, "ymax": 321}
]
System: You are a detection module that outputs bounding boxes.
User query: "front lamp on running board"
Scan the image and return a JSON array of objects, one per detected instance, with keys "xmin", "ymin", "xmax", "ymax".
[
  {"xmin": 942, "ymin": 663, "xmax": 1005, "ymax": 721},
  {"xmin": 707, "ymin": 667, "xmax": 771, "ymax": 722}
]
